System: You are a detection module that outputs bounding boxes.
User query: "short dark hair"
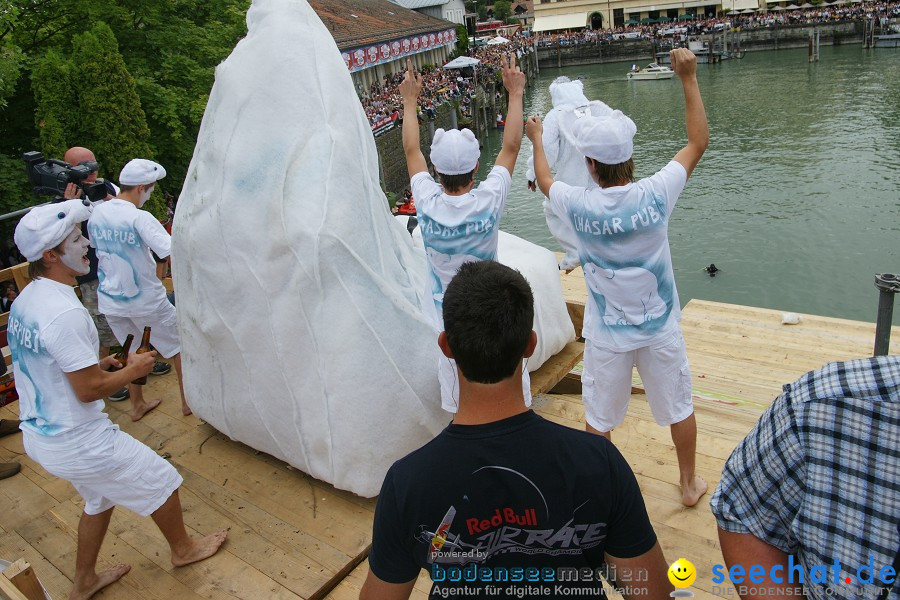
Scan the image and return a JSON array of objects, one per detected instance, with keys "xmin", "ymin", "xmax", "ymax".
[
  {"xmin": 442, "ymin": 261, "xmax": 534, "ymax": 384},
  {"xmin": 118, "ymin": 184, "xmax": 138, "ymax": 193},
  {"xmin": 588, "ymin": 158, "xmax": 635, "ymax": 187},
  {"xmin": 26, "ymin": 241, "xmax": 65, "ymax": 279},
  {"xmin": 437, "ymin": 169, "xmax": 476, "ymax": 193}
]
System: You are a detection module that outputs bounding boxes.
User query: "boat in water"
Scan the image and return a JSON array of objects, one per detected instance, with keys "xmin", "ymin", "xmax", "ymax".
[{"xmin": 627, "ymin": 63, "xmax": 676, "ymax": 80}]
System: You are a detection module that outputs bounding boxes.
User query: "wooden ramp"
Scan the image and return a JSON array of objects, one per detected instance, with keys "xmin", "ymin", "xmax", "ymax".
[{"xmin": 0, "ymin": 296, "xmax": 896, "ymax": 599}]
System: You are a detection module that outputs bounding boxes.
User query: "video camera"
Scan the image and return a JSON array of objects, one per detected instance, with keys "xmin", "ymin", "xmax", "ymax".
[{"xmin": 23, "ymin": 151, "xmax": 109, "ymax": 202}]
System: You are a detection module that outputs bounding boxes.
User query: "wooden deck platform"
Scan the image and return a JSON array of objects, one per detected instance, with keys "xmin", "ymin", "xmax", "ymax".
[{"xmin": 0, "ymin": 294, "xmax": 895, "ymax": 599}]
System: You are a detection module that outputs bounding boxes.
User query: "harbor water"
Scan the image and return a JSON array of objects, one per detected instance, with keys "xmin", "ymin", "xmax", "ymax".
[{"xmin": 476, "ymin": 44, "xmax": 900, "ymax": 325}]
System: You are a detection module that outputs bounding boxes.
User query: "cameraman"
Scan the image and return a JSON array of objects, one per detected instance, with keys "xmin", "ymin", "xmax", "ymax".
[{"xmin": 59, "ymin": 147, "xmax": 168, "ymax": 403}]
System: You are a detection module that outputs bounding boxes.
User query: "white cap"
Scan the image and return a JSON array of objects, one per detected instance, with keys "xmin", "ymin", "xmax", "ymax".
[
  {"xmin": 119, "ymin": 158, "xmax": 166, "ymax": 186},
  {"xmin": 572, "ymin": 110, "xmax": 637, "ymax": 165},
  {"xmin": 15, "ymin": 199, "xmax": 93, "ymax": 262},
  {"xmin": 430, "ymin": 128, "xmax": 480, "ymax": 176}
]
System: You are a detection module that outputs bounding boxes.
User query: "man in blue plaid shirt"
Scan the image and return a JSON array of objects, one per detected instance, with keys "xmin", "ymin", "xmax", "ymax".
[{"xmin": 710, "ymin": 355, "xmax": 899, "ymax": 600}]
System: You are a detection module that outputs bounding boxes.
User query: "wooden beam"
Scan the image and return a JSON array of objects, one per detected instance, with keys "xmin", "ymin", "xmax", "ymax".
[
  {"xmin": 1, "ymin": 559, "xmax": 45, "ymax": 600},
  {"xmin": 0, "ymin": 265, "xmax": 33, "ymax": 295},
  {"xmin": 0, "ymin": 577, "xmax": 30, "ymax": 600},
  {"xmin": 529, "ymin": 341, "xmax": 584, "ymax": 395}
]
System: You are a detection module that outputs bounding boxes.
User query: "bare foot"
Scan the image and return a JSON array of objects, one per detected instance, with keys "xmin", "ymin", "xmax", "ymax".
[
  {"xmin": 69, "ymin": 564, "xmax": 131, "ymax": 600},
  {"xmin": 681, "ymin": 475, "xmax": 708, "ymax": 507},
  {"xmin": 181, "ymin": 403, "xmax": 192, "ymax": 417},
  {"xmin": 171, "ymin": 530, "xmax": 228, "ymax": 567},
  {"xmin": 131, "ymin": 399, "xmax": 161, "ymax": 421}
]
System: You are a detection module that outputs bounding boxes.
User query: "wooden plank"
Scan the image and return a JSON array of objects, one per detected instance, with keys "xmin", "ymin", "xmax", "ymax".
[
  {"xmin": 0, "ymin": 576, "xmax": 30, "ymax": 600},
  {"xmin": 529, "ymin": 341, "xmax": 583, "ymax": 395},
  {"xmin": 0, "ymin": 470, "xmax": 60, "ymax": 533},
  {"xmin": 0, "ymin": 265, "xmax": 31, "ymax": 297},
  {"xmin": 175, "ymin": 467, "xmax": 352, "ymax": 576},
  {"xmin": 2, "ymin": 560, "xmax": 44, "ymax": 600},
  {"xmin": 162, "ymin": 428, "xmax": 372, "ymax": 559},
  {"xmin": 0, "ymin": 531, "xmax": 70, "ymax": 600},
  {"xmin": 17, "ymin": 513, "xmax": 167, "ymax": 600},
  {"xmin": 50, "ymin": 500, "xmax": 269, "ymax": 600},
  {"xmin": 565, "ymin": 301, "xmax": 584, "ymax": 339}
]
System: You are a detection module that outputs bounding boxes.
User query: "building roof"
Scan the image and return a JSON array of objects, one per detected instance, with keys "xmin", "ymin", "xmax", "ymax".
[
  {"xmin": 309, "ymin": 0, "xmax": 453, "ymax": 50},
  {"xmin": 388, "ymin": 0, "xmax": 451, "ymax": 9}
]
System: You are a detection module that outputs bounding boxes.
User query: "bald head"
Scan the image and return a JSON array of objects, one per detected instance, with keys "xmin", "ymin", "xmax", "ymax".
[
  {"xmin": 64, "ymin": 147, "xmax": 95, "ymax": 165},
  {"xmin": 64, "ymin": 146, "xmax": 98, "ymax": 185}
]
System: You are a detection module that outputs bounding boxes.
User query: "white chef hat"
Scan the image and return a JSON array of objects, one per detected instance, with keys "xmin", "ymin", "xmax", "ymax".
[
  {"xmin": 430, "ymin": 128, "xmax": 480, "ymax": 175},
  {"xmin": 15, "ymin": 199, "xmax": 93, "ymax": 262},
  {"xmin": 119, "ymin": 158, "xmax": 167, "ymax": 186},
  {"xmin": 572, "ymin": 110, "xmax": 637, "ymax": 165}
]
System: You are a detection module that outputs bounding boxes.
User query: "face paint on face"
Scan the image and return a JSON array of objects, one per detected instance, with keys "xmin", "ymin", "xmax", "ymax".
[
  {"xmin": 60, "ymin": 226, "xmax": 91, "ymax": 275},
  {"xmin": 138, "ymin": 184, "xmax": 155, "ymax": 208}
]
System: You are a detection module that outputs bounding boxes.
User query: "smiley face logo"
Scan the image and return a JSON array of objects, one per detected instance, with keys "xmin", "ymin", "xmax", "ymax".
[{"xmin": 668, "ymin": 558, "xmax": 697, "ymax": 588}]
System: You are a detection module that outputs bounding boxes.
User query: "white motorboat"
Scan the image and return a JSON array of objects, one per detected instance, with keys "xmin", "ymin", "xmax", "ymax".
[{"xmin": 626, "ymin": 63, "xmax": 676, "ymax": 80}]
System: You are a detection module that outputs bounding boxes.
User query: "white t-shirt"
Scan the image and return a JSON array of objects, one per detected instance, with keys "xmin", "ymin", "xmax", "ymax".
[
  {"xmin": 548, "ymin": 160, "xmax": 688, "ymax": 351},
  {"xmin": 8, "ymin": 278, "xmax": 106, "ymax": 436},
  {"xmin": 411, "ymin": 166, "xmax": 510, "ymax": 326},
  {"xmin": 88, "ymin": 199, "xmax": 171, "ymax": 316}
]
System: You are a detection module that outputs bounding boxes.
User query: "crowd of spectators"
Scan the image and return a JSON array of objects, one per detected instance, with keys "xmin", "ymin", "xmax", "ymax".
[
  {"xmin": 358, "ymin": 33, "xmax": 535, "ymax": 131},
  {"xmin": 357, "ymin": 0, "xmax": 896, "ymax": 131},
  {"xmin": 535, "ymin": 0, "xmax": 898, "ymax": 47}
]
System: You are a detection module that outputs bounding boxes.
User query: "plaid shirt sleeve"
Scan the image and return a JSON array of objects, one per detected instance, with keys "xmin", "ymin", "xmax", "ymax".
[{"xmin": 709, "ymin": 392, "xmax": 806, "ymax": 553}]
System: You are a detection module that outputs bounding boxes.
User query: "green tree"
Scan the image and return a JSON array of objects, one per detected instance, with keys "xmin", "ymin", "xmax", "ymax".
[
  {"xmin": 455, "ymin": 24, "xmax": 469, "ymax": 54},
  {"xmin": 0, "ymin": 46, "xmax": 23, "ymax": 109},
  {"xmin": 31, "ymin": 49, "xmax": 77, "ymax": 160},
  {"xmin": 494, "ymin": 0, "xmax": 512, "ymax": 21},
  {"xmin": 70, "ymin": 23, "xmax": 153, "ymax": 177},
  {"xmin": 1, "ymin": 0, "xmax": 249, "ymax": 207}
]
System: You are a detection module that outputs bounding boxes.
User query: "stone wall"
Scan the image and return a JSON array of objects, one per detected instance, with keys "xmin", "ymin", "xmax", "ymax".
[
  {"xmin": 374, "ymin": 50, "xmax": 538, "ymax": 198},
  {"xmin": 536, "ymin": 21, "xmax": 867, "ymax": 68},
  {"xmin": 537, "ymin": 40, "xmax": 654, "ymax": 68},
  {"xmin": 374, "ymin": 104, "xmax": 456, "ymax": 198},
  {"xmin": 735, "ymin": 20, "xmax": 864, "ymax": 52}
]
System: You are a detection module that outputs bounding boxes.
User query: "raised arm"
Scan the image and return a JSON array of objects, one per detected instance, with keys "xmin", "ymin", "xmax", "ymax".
[
  {"xmin": 670, "ymin": 48, "xmax": 709, "ymax": 179},
  {"xmin": 494, "ymin": 54, "xmax": 526, "ymax": 175},
  {"xmin": 525, "ymin": 116, "xmax": 554, "ymax": 197},
  {"xmin": 400, "ymin": 59, "xmax": 428, "ymax": 178},
  {"xmin": 526, "ymin": 111, "xmax": 561, "ymax": 192}
]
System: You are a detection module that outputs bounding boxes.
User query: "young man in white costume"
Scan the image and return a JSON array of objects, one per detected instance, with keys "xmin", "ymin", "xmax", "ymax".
[
  {"xmin": 525, "ymin": 76, "xmax": 613, "ymax": 272},
  {"xmin": 527, "ymin": 48, "xmax": 709, "ymax": 507},
  {"xmin": 399, "ymin": 55, "xmax": 530, "ymax": 414},
  {"xmin": 10, "ymin": 200, "xmax": 226, "ymax": 600},
  {"xmin": 87, "ymin": 159, "xmax": 191, "ymax": 419},
  {"xmin": 61, "ymin": 146, "xmax": 173, "ymax": 405}
]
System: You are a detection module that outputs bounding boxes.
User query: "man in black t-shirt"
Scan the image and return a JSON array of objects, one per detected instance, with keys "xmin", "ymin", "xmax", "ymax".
[{"xmin": 361, "ymin": 261, "xmax": 672, "ymax": 600}]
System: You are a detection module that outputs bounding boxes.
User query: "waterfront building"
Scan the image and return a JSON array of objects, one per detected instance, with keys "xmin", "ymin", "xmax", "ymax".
[
  {"xmin": 532, "ymin": 0, "xmax": 758, "ymax": 31},
  {"xmin": 309, "ymin": 0, "xmax": 458, "ymax": 92},
  {"xmin": 386, "ymin": 0, "xmax": 467, "ymax": 24}
]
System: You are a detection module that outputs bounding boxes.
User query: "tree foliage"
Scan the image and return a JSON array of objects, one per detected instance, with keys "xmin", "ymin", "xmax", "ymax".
[
  {"xmin": 71, "ymin": 23, "xmax": 153, "ymax": 179},
  {"xmin": 493, "ymin": 0, "xmax": 512, "ymax": 21},
  {"xmin": 455, "ymin": 24, "xmax": 469, "ymax": 54},
  {"xmin": 0, "ymin": 0, "xmax": 250, "ymax": 216}
]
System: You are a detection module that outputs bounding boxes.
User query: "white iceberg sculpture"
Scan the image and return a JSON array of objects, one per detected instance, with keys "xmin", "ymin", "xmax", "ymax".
[{"xmin": 172, "ymin": 0, "xmax": 574, "ymax": 497}]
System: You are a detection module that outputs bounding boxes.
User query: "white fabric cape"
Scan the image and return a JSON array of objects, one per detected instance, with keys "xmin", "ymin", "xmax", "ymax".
[{"xmin": 172, "ymin": 0, "xmax": 574, "ymax": 497}]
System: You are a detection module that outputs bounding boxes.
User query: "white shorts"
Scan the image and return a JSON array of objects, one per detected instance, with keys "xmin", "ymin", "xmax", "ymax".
[
  {"xmin": 439, "ymin": 356, "xmax": 533, "ymax": 413},
  {"xmin": 23, "ymin": 423, "xmax": 182, "ymax": 516},
  {"xmin": 107, "ymin": 299, "xmax": 180, "ymax": 358},
  {"xmin": 582, "ymin": 329, "xmax": 693, "ymax": 431}
]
